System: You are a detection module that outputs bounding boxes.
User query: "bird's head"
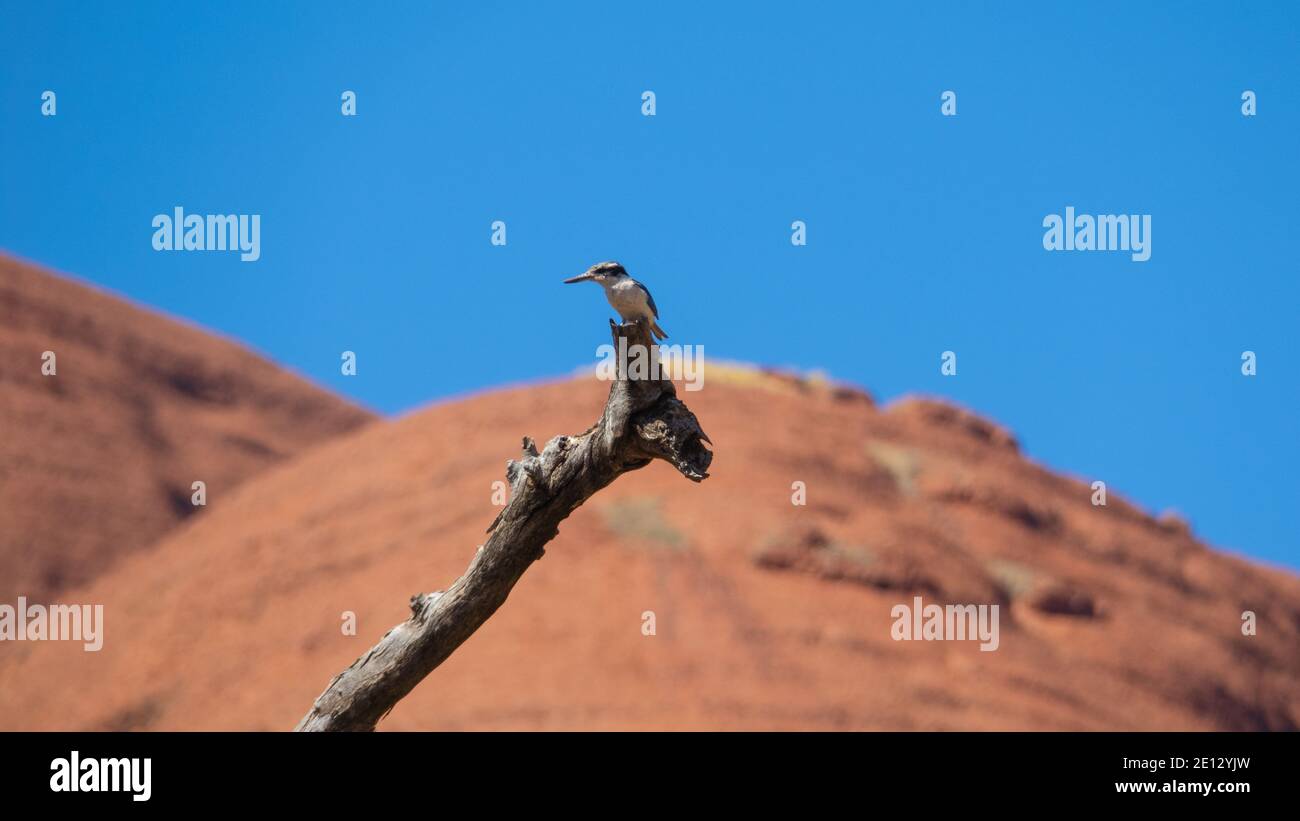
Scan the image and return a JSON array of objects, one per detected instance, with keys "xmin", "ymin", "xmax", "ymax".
[{"xmin": 564, "ymin": 261, "xmax": 627, "ymax": 285}]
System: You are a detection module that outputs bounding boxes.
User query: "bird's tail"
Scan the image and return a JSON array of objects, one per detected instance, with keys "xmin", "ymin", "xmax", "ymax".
[{"xmin": 651, "ymin": 321, "xmax": 669, "ymax": 341}]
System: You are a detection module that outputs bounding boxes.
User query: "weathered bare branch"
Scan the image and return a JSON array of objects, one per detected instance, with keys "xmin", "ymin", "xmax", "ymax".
[{"xmin": 294, "ymin": 319, "xmax": 711, "ymax": 731}]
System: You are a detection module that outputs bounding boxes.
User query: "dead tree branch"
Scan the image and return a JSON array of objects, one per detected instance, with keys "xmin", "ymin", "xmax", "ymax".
[{"xmin": 294, "ymin": 319, "xmax": 711, "ymax": 731}]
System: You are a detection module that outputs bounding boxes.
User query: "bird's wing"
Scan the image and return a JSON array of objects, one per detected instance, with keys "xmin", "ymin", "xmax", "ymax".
[{"xmin": 636, "ymin": 281, "xmax": 660, "ymax": 318}]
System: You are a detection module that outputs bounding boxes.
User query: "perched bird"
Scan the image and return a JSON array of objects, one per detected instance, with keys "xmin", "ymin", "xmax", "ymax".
[{"xmin": 563, "ymin": 261, "xmax": 669, "ymax": 340}]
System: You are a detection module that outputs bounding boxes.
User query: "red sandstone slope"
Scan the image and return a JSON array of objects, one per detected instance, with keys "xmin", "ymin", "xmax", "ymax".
[
  {"xmin": 1, "ymin": 369, "xmax": 1295, "ymax": 731},
  {"xmin": 0, "ymin": 254, "xmax": 374, "ymax": 598}
]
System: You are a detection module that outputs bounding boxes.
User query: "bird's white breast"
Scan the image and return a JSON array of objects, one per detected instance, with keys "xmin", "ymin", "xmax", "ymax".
[{"xmin": 602, "ymin": 279, "xmax": 651, "ymax": 321}]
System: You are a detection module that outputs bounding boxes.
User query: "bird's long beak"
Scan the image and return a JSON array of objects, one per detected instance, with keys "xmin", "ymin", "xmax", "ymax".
[{"xmin": 563, "ymin": 271, "xmax": 595, "ymax": 284}]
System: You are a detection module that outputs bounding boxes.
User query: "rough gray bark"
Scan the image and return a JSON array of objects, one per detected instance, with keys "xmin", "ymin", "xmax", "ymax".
[{"xmin": 295, "ymin": 319, "xmax": 711, "ymax": 731}]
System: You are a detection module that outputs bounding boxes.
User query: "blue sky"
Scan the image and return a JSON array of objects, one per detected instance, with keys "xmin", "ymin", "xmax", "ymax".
[{"xmin": 2, "ymin": 2, "xmax": 1297, "ymax": 570}]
